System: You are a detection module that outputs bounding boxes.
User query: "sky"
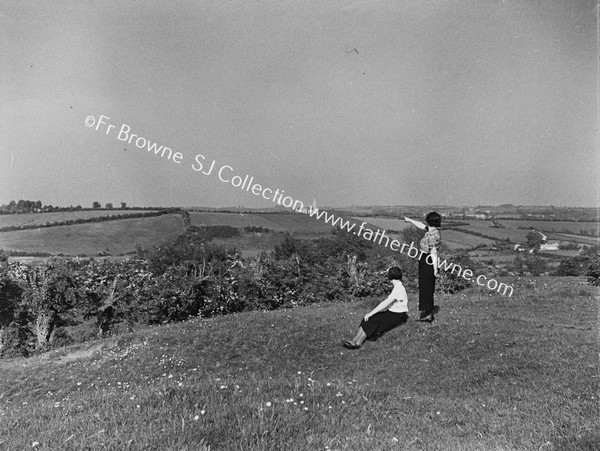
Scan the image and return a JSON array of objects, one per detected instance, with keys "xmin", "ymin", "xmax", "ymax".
[{"xmin": 1, "ymin": 0, "xmax": 598, "ymax": 209}]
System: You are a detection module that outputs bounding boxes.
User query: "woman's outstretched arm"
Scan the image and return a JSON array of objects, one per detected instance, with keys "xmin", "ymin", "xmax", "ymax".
[{"xmin": 404, "ymin": 217, "xmax": 426, "ymax": 230}]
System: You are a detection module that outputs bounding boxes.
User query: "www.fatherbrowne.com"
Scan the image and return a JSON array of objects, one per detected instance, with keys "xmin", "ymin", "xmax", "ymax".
[
  {"xmin": 83, "ymin": 115, "xmax": 512, "ymax": 296},
  {"xmin": 305, "ymin": 205, "xmax": 514, "ymax": 297}
]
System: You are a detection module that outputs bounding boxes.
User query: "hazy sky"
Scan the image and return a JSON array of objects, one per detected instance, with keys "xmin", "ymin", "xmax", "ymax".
[{"xmin": 1, "ymin": 0, "xmax": 597, "ymax": 209}]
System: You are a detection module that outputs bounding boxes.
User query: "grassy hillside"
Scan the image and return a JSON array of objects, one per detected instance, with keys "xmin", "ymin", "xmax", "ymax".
[
  {"xmin": 0, "ymin": 277, "xmax": 597, "ymax": 450},
  {"xmin": 0, "ymin": 214, "xmax": 185, "ymax": 256}
]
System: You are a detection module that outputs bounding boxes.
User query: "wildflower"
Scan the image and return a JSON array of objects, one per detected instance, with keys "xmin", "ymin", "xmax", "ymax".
[
  {"xmin": 201, "ymin": 410, "xmax": 206, "ymax": 415},
  {"xmin": 266, "ymin": 402, "xmax": 272, "ymax": 407},
  {"xmin": 32, "ymin": 442, "xmax": 40, "ymax": 448},
  {"xmin": 194, "ymin": 415, "xmax": 200, "ymax": 421}
]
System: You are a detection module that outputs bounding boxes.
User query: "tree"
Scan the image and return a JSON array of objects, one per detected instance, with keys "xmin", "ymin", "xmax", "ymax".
[
  {"xmin": 22, "ymin": 261, "xmax": 83, "ymax": 349},
  {"xmin": 526, "ymin": 231, "xmax": 544, "ymax": 251},
  {"xmin": 105, "ymin": 203, "xmax": 113, "ymax": 209},
  {"xmin": 120, "ymin": 202, "xmax": 127, "ymax": 209},
  {"xmin": 92, "ymin": 201, "xmax": 101, "ymax": 209}
]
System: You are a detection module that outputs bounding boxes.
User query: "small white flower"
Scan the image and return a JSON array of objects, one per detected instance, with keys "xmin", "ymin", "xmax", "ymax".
[
  {"xmin": 201, "ymin": 410, "xmax": 206, "ymax": 415},
  {"xmin": 194, "ymin": 415, "xmax": 200, "ymax": 421},
  {"xmin": 266, "ymin": 402, "xmax": 272, "ymax": 407},
  {"xmin": 32, "ymin": 442, "xmax": 40, "ymax": 448}
]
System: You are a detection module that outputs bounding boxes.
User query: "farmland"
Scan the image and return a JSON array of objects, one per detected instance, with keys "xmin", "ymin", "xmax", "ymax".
[
  {"xmin": 498, "ymin": 219, "xmax": 598, "ymax": 236},
  {"xmin": 189, "ymin": 211, "xmax": 336, "ymax": 235},
  {"xmin": 0, "ymin": 214, "xmax": 185, "ymax": 256},
  {"xmin": 0, "ymin": 210, "xmax": 159, "ymax": 229},
  {"xmin": 0, "ymin": 210, "xmax": 597, "ymax": 278}
]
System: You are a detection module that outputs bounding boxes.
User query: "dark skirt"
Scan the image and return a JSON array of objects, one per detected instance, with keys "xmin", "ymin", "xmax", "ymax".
[
  {"xmin": 418, "ymin": 252, "xmax": 436, "ymax": 313},
  {"xmin": 360, "ymin": 311, "xmax": 408, "ymax": 341}
]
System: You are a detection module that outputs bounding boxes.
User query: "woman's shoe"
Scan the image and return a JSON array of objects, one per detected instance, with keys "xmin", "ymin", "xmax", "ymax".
[
  {"xmin": 342, "ymin": 340, "xmax": 360, "ymax": 350},
  {"xmin": 418, "ymin": 312, "xmax": 433, "ymax": 322}
]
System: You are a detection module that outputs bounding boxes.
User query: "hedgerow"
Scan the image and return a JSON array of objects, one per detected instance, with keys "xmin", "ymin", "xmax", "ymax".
[{"xmin": 0, "ymin": 225, "xmax": 474, "ymax": 357}]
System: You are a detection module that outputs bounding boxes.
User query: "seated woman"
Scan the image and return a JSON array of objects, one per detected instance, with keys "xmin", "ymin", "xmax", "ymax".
[{"xmin": 342, "ymin": 267, "xmax": 408, "ymax": 349}]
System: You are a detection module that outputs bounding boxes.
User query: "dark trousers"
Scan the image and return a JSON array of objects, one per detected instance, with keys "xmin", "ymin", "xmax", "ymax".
[{"xmin": 418, "ymin": 252, "xmax": 436, "ymax": 313}]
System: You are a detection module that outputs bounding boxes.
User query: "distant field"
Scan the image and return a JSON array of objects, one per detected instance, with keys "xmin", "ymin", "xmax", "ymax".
[
  {"xmin": 0, "ymin": 214, "xmax": 184, "ymax": 256},
  {"xmin": 190, "ymin": 212, "xmax": 336, "ymax": 234},
  {"xmin": 499, "ymin": 219, "xmax": 598, "ymax": 236},
  {"xmin": 441, "ymin": 229, "xmax": 497, "ymax": 249},
  {"xmin": 2, "ymin": 211, "xmax": 595, "ymax": 258},
  {"xmin": 349, "ymin": 217, "xmax": 411, "ymax": 232},
  {"xmin": 458, "ymin": 220, "xmax": 598, "ymax": 244},
  {"xmin": 0, "ymin": 210, "xmax": 159, "ymax": 229}
]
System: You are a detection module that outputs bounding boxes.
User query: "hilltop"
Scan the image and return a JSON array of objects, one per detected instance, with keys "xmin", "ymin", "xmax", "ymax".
[{"xmin": 0, "ymin": 277, "xmax": 597, "ymax": 450}]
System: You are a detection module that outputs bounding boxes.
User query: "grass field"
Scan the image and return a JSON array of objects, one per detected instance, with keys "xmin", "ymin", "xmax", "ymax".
[
  {"xmin": 0, "ymin": 277, "xmax": 597, "ymax": 450},
  {"xmin": 499, "ymin": 220, "xmax": 598, "ymax": 237},
  {"xmin": 0, "ymin": 214, "xmax": 185, "ymax": 256},
  {"xmin": 189, "ymin": 212, "xmax": 336, "ymax": 235},
  {"xmin": 0, "ymin": 210, "xmax": 159, "ymax": 229}
]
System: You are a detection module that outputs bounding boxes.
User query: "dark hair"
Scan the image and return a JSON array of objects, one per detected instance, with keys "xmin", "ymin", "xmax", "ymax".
[
  {"xmin": 387, "ymin": 266, "xmax": 403, "ymax": 281},
  {"xmin": 425, "ymin": 211, "xmax": 442, "ymax": 228}
]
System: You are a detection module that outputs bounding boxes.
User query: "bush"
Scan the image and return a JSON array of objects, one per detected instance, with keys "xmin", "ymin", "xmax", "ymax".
[
  {"xmin": 436, "ymin": 250, "xmax": 476, "ymax": 294},
  {"xmin": 554, "ymin": 257, "xmax": 587, "ymax": 276},
  {"xmin": 586, "ymin": 253, "xmax": 600, "ymax": 286}
]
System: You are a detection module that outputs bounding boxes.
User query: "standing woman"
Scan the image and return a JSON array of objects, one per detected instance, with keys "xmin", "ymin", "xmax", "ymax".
[{"xmin": 404, "ymin": 212, "xmax": 442, "ymax": 322}]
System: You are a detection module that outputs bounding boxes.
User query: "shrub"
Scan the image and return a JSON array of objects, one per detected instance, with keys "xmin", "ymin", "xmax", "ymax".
[{"xmin": 586, "ymin": 253, "xmax": 600, "ymax": 286}]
